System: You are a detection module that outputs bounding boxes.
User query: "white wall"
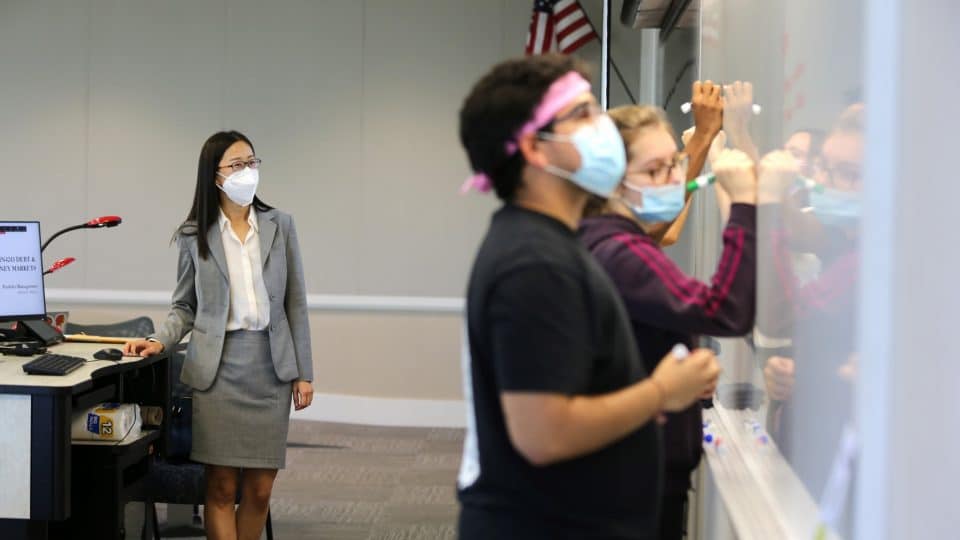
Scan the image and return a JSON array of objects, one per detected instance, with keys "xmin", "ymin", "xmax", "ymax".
[
  {"xmin": 0, "ymin": 0, "xmax": 645, "ymax": 299},
  {"xmin": 1, "ymin": 0, "xmax": 513, "ymax": 297},
  {"xmin": 1, "ymin": 0, "xmax": 645, "ymax": 297},
  {"xmin": 1, "ymin": 1, "xmax": 646, "ymax": 415}
]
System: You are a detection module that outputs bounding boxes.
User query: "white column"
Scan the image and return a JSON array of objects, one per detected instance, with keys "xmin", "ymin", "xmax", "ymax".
[
  {"xmin": 637, "ymin": 29, "xmax": 661, "ymax": 105},
  {"xmin": 855, "ymin": 1, "xmax": 960, "ymax": 539}
]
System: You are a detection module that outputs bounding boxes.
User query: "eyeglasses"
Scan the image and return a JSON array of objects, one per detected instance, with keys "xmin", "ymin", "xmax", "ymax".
[
  {"xmin": 626, "ymin": 153, "xmax": 689, "ymax": 184},
  {"xmin": 541, "ymin": 102, "xmax": 603, "ymax": 133},
  {"xmin": 217, "ymin": 158, "xmax": 262, "ymax": 173},
  {"xmin": 813, "ymin": 159, "xmax": 861, "ymax": 188}
]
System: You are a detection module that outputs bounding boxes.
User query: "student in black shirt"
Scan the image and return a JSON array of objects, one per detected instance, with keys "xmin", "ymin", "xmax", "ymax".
[{"xmin": 456, "ymin": 54, "xmax": 721, "ymax": 540}]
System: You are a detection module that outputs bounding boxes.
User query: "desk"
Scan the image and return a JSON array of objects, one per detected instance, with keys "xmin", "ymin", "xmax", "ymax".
[{"xmin": 0, "ymin": 343, "xmax": 169, "ymax": 540}]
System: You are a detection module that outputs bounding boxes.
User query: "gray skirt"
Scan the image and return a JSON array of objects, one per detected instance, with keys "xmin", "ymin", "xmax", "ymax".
[{"xmin": 191, "ymin": 330, "xmax": 291, "ymax": 469}]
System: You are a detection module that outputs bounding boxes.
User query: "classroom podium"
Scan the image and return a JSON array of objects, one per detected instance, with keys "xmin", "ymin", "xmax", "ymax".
[{"xmin": 0, "ymin": 342, "xmax": 169, "ymax": 540}]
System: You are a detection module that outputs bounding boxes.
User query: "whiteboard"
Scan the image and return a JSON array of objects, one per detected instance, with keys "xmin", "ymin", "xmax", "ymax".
[{"xmin": 696, "ymin": 0, "xmax": 865, "ymax": 537}]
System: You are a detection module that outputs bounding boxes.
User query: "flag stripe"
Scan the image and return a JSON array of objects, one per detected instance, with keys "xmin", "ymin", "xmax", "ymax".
[
  {"xmin": 534, "ymin": 14, "xmax": 547, "ymax": 53},
  {"xmin": 547, "ymin": 17, "xmax": 557, "ymax": 53},
  {"xmin": 555, "ymin": 9, "xmax": 585, "ymax": 34},
  {"xmin": 555, "ymin": 2, "xmax": 580, "ymax": 24},
  {"xmin": 558, "ymin": 21, "xmax": 591, "ymax": 44},
  {"xmin": 557, "ymin": 20, "xmax": 588, "ymax": 40},
  {"xmin": 559, "ymin": 32, "xmax": 595, "ymax": 54},
  {"xmin": 558, "ymin": 24, "xmax": 594, "ymax": 52},
  {"xmin": 540, "ymin": 15, "xmax": 554, "ymax": 53},
  {"xmin": 527, "ymin": 12, "xmax": 550, "ymax": 54},
  {"xmin": 525, "ymin": 0, "xmax": 596, "ymax": 56}
]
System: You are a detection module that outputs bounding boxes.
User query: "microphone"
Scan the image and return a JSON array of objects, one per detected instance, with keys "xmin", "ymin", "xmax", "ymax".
[
  {"xmin": 43, "ymin": 257, "xmax": 76, "ymax": 276},
  {"xmin": 85, "ymin": 216, "xmax": 122, "ymax": 228},
  {"xmin": 41, "ymin": 215, "xmax": 123, "ymax": 252}
]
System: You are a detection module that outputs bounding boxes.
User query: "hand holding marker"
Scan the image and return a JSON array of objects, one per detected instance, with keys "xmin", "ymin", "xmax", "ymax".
[
  {"xmin": 655, "ymin": 344, "xmax": 689, "ymax": 425},
  {"xmin": 674, "ymin": 343, "xmax": 721, "ymax": 403},
  {"xmin": 685, "ymin": 172, "xmax": 821, "ymax": 194},
  {"xmin": 682, "ymin": 91, "xmax": 761, "ymax": 193}
]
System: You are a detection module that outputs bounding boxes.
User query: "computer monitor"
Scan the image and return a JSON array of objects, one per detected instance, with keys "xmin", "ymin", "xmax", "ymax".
[{"xmin": 0, "ymin": 221, "xmax": 46, "ymax": 323}]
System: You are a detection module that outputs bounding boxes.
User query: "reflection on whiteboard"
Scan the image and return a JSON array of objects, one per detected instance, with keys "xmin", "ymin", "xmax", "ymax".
[{"xmin": 695, "ymin": 0, "xmax": 865, "ymax": 537}]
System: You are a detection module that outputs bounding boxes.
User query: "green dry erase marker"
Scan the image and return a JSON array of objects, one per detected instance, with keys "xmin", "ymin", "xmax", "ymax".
[
  {"xmin": 686, "ymin": 174, "xmax": 715, "ymax": 192},
  {"xmin": 685, "ymin": 174, "xmax": 823, "ymax": 193}
]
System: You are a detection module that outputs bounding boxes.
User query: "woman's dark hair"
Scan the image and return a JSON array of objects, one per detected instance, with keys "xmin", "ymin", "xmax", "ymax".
[
  {"xmin": 175, "ymin": 130, "xmax": 273, "ymax": 259},
  {"xmin": 459, "ymin": 54, "xmax": 591, "ymax": 201}
]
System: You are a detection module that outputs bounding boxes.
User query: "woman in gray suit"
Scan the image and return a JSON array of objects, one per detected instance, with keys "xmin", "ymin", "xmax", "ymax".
[{"xmin": 125, "ymin": 131, "xmax": 314, "ymax": 540}]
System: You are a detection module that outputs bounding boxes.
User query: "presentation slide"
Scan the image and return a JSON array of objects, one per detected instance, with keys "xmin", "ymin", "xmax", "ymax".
[{"xmin": 0, "ymin": 222, "xmax": 45, "ymax": 319}]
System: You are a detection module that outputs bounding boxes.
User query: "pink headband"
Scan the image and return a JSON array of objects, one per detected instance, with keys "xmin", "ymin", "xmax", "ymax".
[{"xmin": 461, "ymin": 71, "xmax": 592, "ymax": 194}]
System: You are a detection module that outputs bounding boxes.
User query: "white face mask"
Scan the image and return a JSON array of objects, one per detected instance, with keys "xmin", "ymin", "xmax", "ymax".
[{"xmin": 216, "ymin": 167, "xmax": 259, "ymax": 207}]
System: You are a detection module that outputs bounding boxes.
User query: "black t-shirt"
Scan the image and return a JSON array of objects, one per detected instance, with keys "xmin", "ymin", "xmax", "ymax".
[{"xmin": 458, "ymin": 204, "xmax": 663, "ymax": 540}]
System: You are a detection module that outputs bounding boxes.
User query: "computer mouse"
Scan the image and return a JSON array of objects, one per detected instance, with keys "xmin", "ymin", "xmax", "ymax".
[{"xmin": 94, "ymin": 348, "xmax": 124, "ymax": 361}]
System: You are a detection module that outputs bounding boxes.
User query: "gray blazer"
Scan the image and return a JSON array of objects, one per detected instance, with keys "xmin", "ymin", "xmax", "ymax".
[{"xmin": 151, "ymin": 208, "xmax": 313, "ymax": 390}]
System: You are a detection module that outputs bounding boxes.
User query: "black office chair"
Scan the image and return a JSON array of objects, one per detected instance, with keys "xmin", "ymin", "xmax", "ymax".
[
  {"xmin": 136, "ymin": 342, "xmax": 275, "ymax": 540},
  {"xmin": 64, "ymin": 316, "xmax": 156, "ymax": 338}
]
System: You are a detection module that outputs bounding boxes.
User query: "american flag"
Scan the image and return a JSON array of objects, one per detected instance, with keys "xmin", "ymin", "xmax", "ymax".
[{"xmin": 525, "ymin": 0, "xmax": 597, "ymax": 55}]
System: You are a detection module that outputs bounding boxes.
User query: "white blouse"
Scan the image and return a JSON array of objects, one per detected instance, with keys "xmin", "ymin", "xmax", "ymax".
[{"xmin": 218, "ymin": 209, "xmax": 270, "ymax": 332}]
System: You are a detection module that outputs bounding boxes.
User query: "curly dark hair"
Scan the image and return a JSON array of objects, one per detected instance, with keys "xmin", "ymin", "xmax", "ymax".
[{"xmin": 458, "ymin": 54, "xmax": 591, "ymax": 201}]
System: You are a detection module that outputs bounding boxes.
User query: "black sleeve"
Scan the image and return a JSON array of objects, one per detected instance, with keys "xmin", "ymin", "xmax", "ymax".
[{"xmin": 487, "ymin": 264, "xmax": 594, "ymax": 394}]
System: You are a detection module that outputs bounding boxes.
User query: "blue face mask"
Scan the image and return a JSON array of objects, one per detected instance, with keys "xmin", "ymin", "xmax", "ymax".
[
  {"xmin": 620, "ymin": 182, "xmax": 686, "ymax": 223},
  {"xmin": 808, "ymin": 187, "xmax": 861, "ymax": 228},
  {"xmin": 539, "ymin": 115, "xmax": 627, "ymax": 197}
]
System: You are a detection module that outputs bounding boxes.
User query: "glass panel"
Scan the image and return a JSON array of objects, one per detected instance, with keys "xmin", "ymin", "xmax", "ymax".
[{"xmin": 699, "ymin": 0, "xmax": 864, "ymax": 536}]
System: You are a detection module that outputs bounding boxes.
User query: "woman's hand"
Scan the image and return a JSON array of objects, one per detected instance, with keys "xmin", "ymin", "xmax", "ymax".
[
  {"xmin": 723, "ymin": 81, "xmax": 754, "ymax": 137},
  {"xmin": 123, "ymin": 339, "xmax": 164, "ymax": 357},
  {"xmin": 713, "ymin": 148, "xmax": 757, "ymax": 204},
  {"xmin": 293, "ymin": 380, "xmax": 314, "ymax": 410},
  {"xmin": 723, "ymin": 81, "xmax": 760, "ymax": 163},
  {"xmin": 691, "ymin": 80, "xmax": 724, "ymax": 140},
  {"xmin": 758, "ymin": 150, "xmax": 800, "ymax": 205},
  {"xmin": 764, "ymin": 356, "xmax": 796, "ymax": 401}
]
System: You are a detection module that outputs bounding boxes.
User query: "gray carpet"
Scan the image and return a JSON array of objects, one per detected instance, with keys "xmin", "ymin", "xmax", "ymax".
[{"xmin": 131, "ymin": 420, "xmax": 465, "ymax": 539}]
